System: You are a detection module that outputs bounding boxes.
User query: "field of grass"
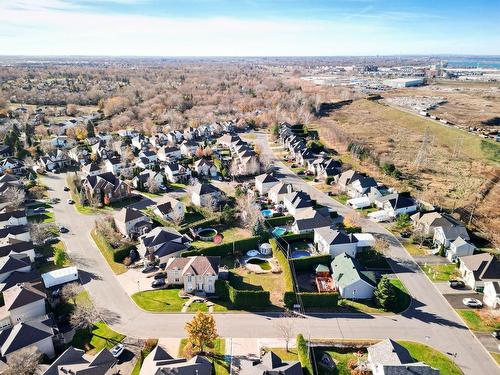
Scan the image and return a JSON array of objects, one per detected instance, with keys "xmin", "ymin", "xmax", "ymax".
[
  {"xmin": 332, "ymin": 194, "xmax": 348, "ymax": 205},
  {"xmin": 421, "ymin": 263, "xmax": 459, "ymax": 282},
  {"xmin": 491, "ymin": 352, "xmax": 500, "ymax": 366},
  {"xmin": 262, "ymin": 347, "xmax": 298, "ymax": 361},
  {"xmin": 357, "ymin": 250, "xmax": 391, "ymax": 269},
  {"xmin": 28, "ymin": 211, "xmax": 55, "ymax": 223},
  {"xmin": 179, "ymin": 338, "xmax": 229, "ymax": 375},
  {"xmin": 90, "ymin": 229, "xmax": 128, "ymax": 275},
  {"xmin": 456, "ymin": 309, "xmax": 500, "ymax": 332},
  {"xmin": 399, "ymin": 341, "xmax": 463, "ymax": 375},
  {"xmin": 191, "ymin": 226, "xmax": 251, "ymax": 249},
  {"xmin": 72, "ymin": 322, "xmax": 125, "ymax": 354},
  {"xmin": 36, "ymin": 241, "xmax": 71, "ymax": 273},
  {"xmin": 132, "ymin": 288, "xmax": 186, "ymax": 312},
  {"xmin": 404, "ymin": 242, "xmax": 430, "ymax": 256},
  {"xmin": 314, "ymin": 347, "xmax": 367, "ymax": 375}
]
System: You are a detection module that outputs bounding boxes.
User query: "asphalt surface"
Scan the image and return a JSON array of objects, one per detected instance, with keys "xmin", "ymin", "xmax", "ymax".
[{"xmin": 40, "ymin": 132, "xmax": 499, "ymax": 375}]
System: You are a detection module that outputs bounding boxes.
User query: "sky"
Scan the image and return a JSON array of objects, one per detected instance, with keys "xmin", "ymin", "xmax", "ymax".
[{"xmin": 0, "ymin": 0, "xmax": 499, "ymax": 56}]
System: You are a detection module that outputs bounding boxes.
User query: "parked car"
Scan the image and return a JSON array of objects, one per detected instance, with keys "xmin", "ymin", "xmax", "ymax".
[
  {"xmin": 141, "ymin": 264, "xmax": 156, "ymax": 273},
  {"xmin": 67, "ymin": 199, "xmax": 75, "ymax": 204},
  {"xmin": 33, "ymin": 207, "xmax": 46, "ymax": 213},
  {"xmin": 400, "ymin": 231, "xmax": 411, "ymax": 238},
  {"xmin": 448, "ymin": 280, "xmax": 465, "ymax": 289},
  {"xmin": 297, "ymin": 170, "xmax": 305, "ymax": 175},
  {"xmin": 59, "ymin": 226, "xmax": 69, "ymax": 233},
  {"xmin": 159, "ymin": 184, "xmax": 167, "ymax": 192},
  {"xmin": 491, "ymin": 330, "xmax": 500, "ymax": 340},
  {"xmin": 462, "ymin": 298, "xmax": 483, "ymax": 308},
  {"xmin": 151, "ymin": 279, "xmax": 166, "ymax": 288},
  {"xmin": 154, "ymin": 272, "xmax": 167, "ymax": 280},
  {"xmin": 111, "ymin": 343, "xmax": 125, "ymax": 358},
  {"xmin": 63, "ymin": 187, "xmax": 70, "ymax": 192},
  {"xmin": 44, "ymin": 237, "xmax": 59, "ymax": 245}
]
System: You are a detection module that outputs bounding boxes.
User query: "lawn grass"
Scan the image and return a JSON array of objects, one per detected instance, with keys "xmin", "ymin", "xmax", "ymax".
[
  {"xmin": 314, "ymin": 347, "xmax": 366, "ymax": 375},
  {"xmin": 36, "ymin": 241, "xmax": 72, "ymax": 274},
  {"xmin": 131, "ymin": 289, "xmax": 186, "ymax": 312},
  {"xmin": 140, "ymin": 191, "xmax": 164, "ymax": 198},
  {"xmin": 230, "ymin": 266, "xmax": 286, "ymax": 307},
  {"xmin": 28, "ymin": 211, "xmax": 55, "ymax": 223},
  {"xmin": 490, "ymin": 352, "xmax": 500, "ymax": 366},
  {"xmin": 262, "ymin": 347, "xmax": 298, "ymax": 361},
  {"xmin": 191, "ymin": 226, "xmax": 251, "ymax": 249},
  {"xmin": 54, "ymin": 290, "xmax": 91, "ymax": 316},
  {"xmin": 456, "ymin": 309, "xmax": 500, "ymax": 332},
  {"xmin": 332, "ymin": 194, "xmax": 348, "ymax": 205},
  {"xmin": 131, "ymin": 340, "xmax": 158, "ymax": 375},
  {"xmin": 72, "ymin": 321, "xmax": 125, "ymax": 354},
  {"xmin": 187, "ymin": 301, "xmax": 209, "ymax": 312},
  {"xmin": 178, "ymin": 338, "xmax": 228, "ymax": 375},
  {"xmin": 90, "ymin": 229, "xmax": 128, "ymax": 275},
  {"xmin": 247, "ymin": 258, "xmax": 272, "ymax": 271},
  {"xmin": 404, "ymin": 242, "xmax": 430, "ymax": 256},
  {"xmin": 390, "ymin": 278, "xmax": 411, "ymax": 313},
  {"xmin": 421, "ymin": 263, "xmax": 459, "ymax": 282},
  {"xmin": 357, "ymin": 250, "xmax": 391, "ymax": 269},
  {"xmin": 398, "ymin": 341, "xmax": 463, "ymax": 375}
]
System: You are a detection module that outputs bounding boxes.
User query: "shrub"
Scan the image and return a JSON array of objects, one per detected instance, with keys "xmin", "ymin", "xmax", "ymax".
[
  {"xmin": 269, "ymin": 239, "xmax": 294, "ymax": 291},
  {"xmin": 265, "ymin": 215, "xmax": 293, "ymax": 227},
  {"xmin": 284, "ymin": 292, "xmax": 338, "ymax": 309},
  {"xmin": 214, "ymin": 280, "xmax": 270, "ymax": 309},
  {"xmin": 291, "ymin": 254, "xmax": 331, "ymax": 272},
  {"xmin": 297, "ymin": 334, "xmax": 313, "ymax": 375},
  {"xmin": 374, "ymin": 276, "xmax": 397, "ymax": 311}
]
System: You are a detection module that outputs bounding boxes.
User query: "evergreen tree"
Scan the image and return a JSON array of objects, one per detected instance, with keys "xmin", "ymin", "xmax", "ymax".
[{"xmin": 374, "ymin": 276, "xmax": 397, "ymax": 311}]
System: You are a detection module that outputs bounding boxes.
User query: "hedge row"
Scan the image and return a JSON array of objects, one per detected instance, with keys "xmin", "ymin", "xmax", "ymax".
[
  {"xmin": 284, "ymin": 292, "xmax": 338, "ymax": 309},
  {"xmin": 182, "ymin": 236, "xmax": 261, "ymax": 257},
  {"xmin": 276, "ymin": 232, "xmax": 314, "ymax": 248},
  {"xmin": 269, "ymin": 238, "xmax": 294, "ymax": 292},
  {"xmin": 214, "ymin": 280, "xmax": 270, "ymax": 309},
  {"xmin": 92, "ymin": 229, "xmax": 134, "ymax": 263},
  {"xmin": 291, "ymin": 254, "xmax": 332, "ymax": 272},
  {"xmin": 297, "ymin": 334, "xmax": 314, "ymax": 375},
  {"xmin": 265, "ymin": 215, "xmax": 294, "ymax": 227}
]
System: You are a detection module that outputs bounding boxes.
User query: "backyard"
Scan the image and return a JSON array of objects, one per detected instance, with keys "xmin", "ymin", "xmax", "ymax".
[
  {"xmin": 191, "ymin": 226, "xmax": 252, "ymax": 249},
  {"xmin": 72, "ymin": 322, "xmax": 125, "ymax": 354},
  {"xmin": 421, "ymin": 263, "xmax": 460, "ymax": 282},
  {"xmin": 35, "ymin": 240, "xmax": 71, "ymax": 274}
]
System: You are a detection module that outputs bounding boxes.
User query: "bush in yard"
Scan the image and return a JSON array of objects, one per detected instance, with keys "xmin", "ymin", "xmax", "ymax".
[
  {"xmin": 53, "ymin": 246, "xmax": 67, "ymax": 267},
  {"xmin": 374, "ymin": 276, "xmax": 397, "ymax": 311},
  {"xmin": 395, "ymin": 214, "xmax": 411, "ymax": 229},
  {"xmin": 438, "ymin": 244, "xmax": 446, "ymax": 257}
]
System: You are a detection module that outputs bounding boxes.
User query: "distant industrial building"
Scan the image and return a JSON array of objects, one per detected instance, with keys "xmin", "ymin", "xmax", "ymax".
[{"xmin": 384, "ymin": 78, "xmax": 425, "ymax": 88}]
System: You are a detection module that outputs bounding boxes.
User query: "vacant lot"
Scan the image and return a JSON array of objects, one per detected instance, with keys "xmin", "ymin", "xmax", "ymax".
[{"xmin": 314, "ymin": 98, "xmax": 500, "ymax": 246}]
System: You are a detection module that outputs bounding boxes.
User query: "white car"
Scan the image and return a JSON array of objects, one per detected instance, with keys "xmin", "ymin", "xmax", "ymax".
[
  {"xmin": 462, "ymin": 298, "xmax": 483, "ymax": 308},
  {"xmin": 111, "ymin": 343, "xmax": 125, "ymax": 358}
]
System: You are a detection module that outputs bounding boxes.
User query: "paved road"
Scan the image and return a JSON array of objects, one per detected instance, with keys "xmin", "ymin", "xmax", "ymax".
[{"xmin": 41, "ymin": 142, "xmax": 498, "ymax": 374}]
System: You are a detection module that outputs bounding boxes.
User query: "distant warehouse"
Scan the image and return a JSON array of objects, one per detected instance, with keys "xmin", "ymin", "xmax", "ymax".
[{"xmin": 384, "ymin": 78, "xmax": 425, "ymax": 88}]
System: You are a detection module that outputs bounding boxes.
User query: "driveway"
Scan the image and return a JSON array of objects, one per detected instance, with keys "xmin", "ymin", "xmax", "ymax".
[
  {"xmin": 40, "ymin": 145, "xmax": 499, "ymax": 375},
  {"xmin": 444, "ymin": 293, "xmax": 484, "ymax": 309},
  {"xmin": 476, "ymin": 332, "xmax": 500, "ymax": 352}
]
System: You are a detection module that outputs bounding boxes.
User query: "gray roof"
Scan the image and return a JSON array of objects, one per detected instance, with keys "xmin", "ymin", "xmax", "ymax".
[
  {"xmin": 314, "ymin": 228, "xmax": 358, "ymax": 245},
  {"xmin": 240, "ymin": 351, "xmax": 303, "ymax": 375},
  {"xmin": 0, "ymin": 315, "xmax": 54, "ymax": 356},
  {"xmin": 115, "ymin": 207, "xmax": 146, "ymax": 223},
  {"xmin": 192, "ymin": 183, "xmax": 221, "ymax": 196},
  {"xmin": 42, "ymin": 346, "xmax": 116, "ymax": 375},
  {"xmin": 460, "ymin": 253, "xmax": 500, "ymax": 281},
  {"xmin": 255, "ymin": 173, "xmax": 279, "ymax": 184},
  {"xmin": 368, "ymin": 339, "xmax": 414, "ymax": 365}
]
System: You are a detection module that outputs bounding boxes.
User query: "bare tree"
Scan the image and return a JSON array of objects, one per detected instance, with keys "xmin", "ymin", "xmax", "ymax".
[
  {"xmin": 0, "ymin": 187, "xmax": 25, "ymax": 209},
  {"xmin": 170, "ymin": 206, "xmax": 185, "ymax": 226},
  {"xmin": 4, "ymin": 346, "xmax": 41, "ymax": 375},
  {"xmin": 275, "ymin": 313, "xmax": 294, "ymax": 352},
  {"xmin": 236, "ymin": 194, "xmax": 260, "ymax": 230},
  {"xmin": 147, "ymin": 176, "xmax": 160, "ymax": 194},
  {"xmin": 61, "ymin": 282, "xmax": 83, "ymax": 306},
  {"xmin": 29, "ymin": 222, "xmax": 58, "ymax": 245},
  {"xmin": 70, "ymin": 303, "xmax": 100, "ymax": 330},
  {"xmin": 373, "ymin": 238, "xmax": 390, "ymax": 255}
]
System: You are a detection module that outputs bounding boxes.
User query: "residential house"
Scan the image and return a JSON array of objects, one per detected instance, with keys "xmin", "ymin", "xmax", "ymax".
[
  {"xmin": 217, "ymin": 133, "xmax": 241, "ymax": 148},
  {"xmin": 295, "ymin": 148, "xmax": 316, "ymax": 166},
  {"xmin": 410, "ymin": 211, "xmax": 463, "ymax": 237},
  {"xmin": 268, "ymin": 183, "xmax": 294, "ymax": 204},
  {"xmin": 164, "ymin": 256, "xmax": 220, "ymax": 294},
  {"xmin": 150, "ymin": 133, "xmax": 169, "ymax": 148},
  {"xmin": 67, "ymin": 145, "xmax": 89, "ymax": 165},
  {"xmin": 0, "ymin": 209, "xmax": 27, "ymax": 228},
  {"xmin": 240, "ymin": 351, "xmax": 303, "ymax": 375},
  {"xmin": 237, "ymin": 153, "xmax": 260, "ymax": 176},
  {"xmin": 0, "ymin": 280, "xmax": 47, "ymax": 330},
  {"xmin": 157, "ymin": 146, "xmax": 182, "ymax": 162},
  {"xmin": 191, "ymin": 183, "xmax": 223, "ymax": 208},
  {"xmin": 0, "ymin": 254, "xmax": 31, "ymax": 283},
  {"xmin": 291, "ymin": 207, "xmax": 331, "ymax": 234},
  {"xmin": 446, "ymin": 237, "xmax": 475, "ymax": 262},
  {"xmin": 381, "ymin": 194, "xmax": 418, "ymax": 217},
  {"xmin": 314, "ymin": 228, "xmax": 358, "ymax": 258},
  {"xmin": 367, "ymin": 339, "xmax": 439, "ymax": 375},
  {"xmin": 164, "ymin": 162, "xmax": 191, "ymax": 183},
  {"xmin": 82, "ymin": 172, "xmax": 131, "ymax": 205},
  {"xmin": 81, "ymin": 161, "xmax": 105, "ymax": 177},
  {"xmin": 154, "ymin": 196, "xmax": 185, "ymax": 222},
  {"xmin": 50, "ymin": 136, "xmax": 75, "ymax": 149},
  {"xmin": 283, "ymin": 191, "xmax": 313, "ymax": 216},
  {"xmin": 114, "ymin": 208, "xmax": 152, "ymax": 239},
  {"xmin": 331, "ymin": 252, "xmax": 376, "ymax": 299},
  {"xmin": 0, "ymin": 315, "xmax": 56, "ymax": 362},
  {"xmin": 104, "ymin": 157, "xmax": 123, "ymax": 174},
  {"xmin": 0, "ymin": 238, "xmax": 35, "ymax": 262},
  {"xmin": 139, "ymin": 227, "xmax": 192, "ymax": 264},
  {"xmin": 131, "ymin": 134, "xmax": 149, "ymax": 151},
  {"xmin": 0, "ymin": 158, "xmax": 24, "ymax": 174},
  {"xmin": 0, "ymin": 269, "xmax": 41, "ymax": 294},
  {"xmin": 138, "ymin": 149, "xmax": 158, "ymax": 165},
  {"xmin": 180, "ymin": 139, "xmax": 199, "ymax": 157},
  {"xmin": 347, "ymin": 176, "xmax": 378, "ymax": 198},
  {"xmin": 336, "ymin": 170, "xmax": 364, "ymax": 191},
  {"xmin": 483, "ymin": 281, "xmax": 500, "ymax": 309},
  {"xmin": 193, "ymin": 159, "xmax": 218, "ymax": 177},
  {"xmin": 38, "ymin": 150, "xmax": 72, "ymax": 172},
  {"xmin": 42, "ymin": 346, "xmax": 117, "ymax": 375},
  {"xmin": 0, "ymin": 225, "xmax": 31, "ymax": 242},
  {"xmin": 140, "ymin": 345, "xmax": 212, "ymax": 375},
  {"xmin": 317, "ymin": 159, "xmax": 342, "ymax": 180},
  {"xmin": 132, "ymin": 170, "xmax": 164, "ymax": 191},
  {"xmin": 433, "ymin": 225, "xmax": 470, "ymax": 249},
  {"xmin": 459, "ymin": 253, "xmax": 500, "ymax": 291},
  {"xmin": 255, "ymin": 173, "xmax": 280, "ymax": 195}
]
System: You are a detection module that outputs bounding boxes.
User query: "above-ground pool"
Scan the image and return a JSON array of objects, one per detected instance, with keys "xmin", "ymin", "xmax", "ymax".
[
  {"xmin": 197, "ymin": 228, "xmax": 218, "ymax": 241},
  {"xmin": 291, "ymin": 250, "xmax": 311, "ymax": 259},
  {"xmin": 261, "ymin": 209, "xmax": 273, "ymax": 218},
  {"xmin": 246, "ymin": 249, "xmax": 260, "ymax": 257},
  {"xmin": 272, "ymin": 227, "xmax": 287, "ymax": 237}
]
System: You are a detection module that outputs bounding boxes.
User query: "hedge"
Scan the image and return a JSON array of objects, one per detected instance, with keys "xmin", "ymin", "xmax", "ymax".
[
  {"xmin": 276, "ymin": 232, "xmax": 314, "ymax": 248},
  {"xmin": 215, "ymin": 280, "xmax": 270, "ymax": 310},
  {"xmin": 90, "ymin": 229, "xmax": 127, "ymax": 274},
  {"xmin": 182, "ymin": 236, "xmax": 261, "ymax": 257},
  {"xmin": 297, "ymin": 334, "xmax": 314, "ymax": 375},
  {"xmin": 284, "ymin": 292, "xmax": 338, "ymax": 309},
  {"xmin": 265, "ymin": 215, "xmax": 294, "ymax": 227},
  {"xmin": 291, "ymin": 254, "xmax": 331, "ymax": 272}
]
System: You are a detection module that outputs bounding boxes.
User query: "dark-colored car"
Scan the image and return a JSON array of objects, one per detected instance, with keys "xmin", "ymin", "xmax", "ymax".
[
  {"xmin": 151, "ymin": 279, "xmax": 165, "ymax": 288},
  {"xmin": 141, "ymin": 264, "xmax": 156, "ymax": 273},
  {"xmin": 400, "ymin": 231, "xmax": 411, "ymax": 238},
  {"xmin": 64, "ymin": 187, "xmax": 70, "ymax": 192},
  {"xmin": 154, "ymin": 272, "xmax": 167, "ymax": 280},
  {"xmin": 448, "ymin": 280, "xmax": 465, "ymax": 289},
  {"xmin": 492, "ymin": 330, "xmax": 500, "ymax": 340},
  {"xmin": 59, "ymin": 226, "xmax": 69, "ymax": 233}
]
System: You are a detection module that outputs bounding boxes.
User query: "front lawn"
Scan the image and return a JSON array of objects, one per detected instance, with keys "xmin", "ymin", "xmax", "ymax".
[
  {"xmin": 28, "ymin": 211, "xmax": 55, "ymax": 223},
  {"xmin": 404, "ymin": 242, "xmax": 430, "ymax": 256},
  {"xmin": 332, "ymin": 194, "xmax": 348, "ymax": 205},
  {"xmin": 178, "ymin": 338, "xmax": 228, "ymax": 375},
  {"xmin": 491, "ymin": 352, "xmax": 500, "ymax": 366},
  {"xmin": 262, "ymin": 347, "xmax": 298, "ymax": 361},
  {"xmin": 90, "ymin": 229, "xmax": 128, "ymax": 275},
  {"xmin": 132, "ymin": 288, "xmax": 186, "ymax": 312},
  {"xmin": 390, "ymin": 279, "xmax": 411, "ymax": 313},
  {"xmin": 36, "ymin": 241, "xmax": 71, "ymax": 274},
  {"xmin": 54, "ymin": 290, "xmax": 91, "ymax": 316},
  {"xmin": 313, "ymin": 347, "xmax": 367, "ymax": 375},
  {"xmin": 456, "ymin": 309, "xmax": 500, "ymax": 332},
  {"xmin": 357, "ymin": 250, "xmax": 391, "ymax": 269},
  {"xmin": 72, "ymin": 322, "xmax": 125, "ymax": 354},
  {"xmin": 421, "ymin": 263, "xmax": 459, "ymax": 282},
  {"xmin": 399, "ymin": 341, "xmax": 463, "ymax": 375}
]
